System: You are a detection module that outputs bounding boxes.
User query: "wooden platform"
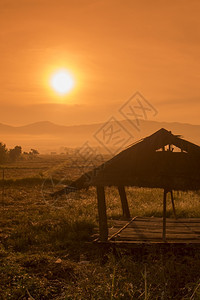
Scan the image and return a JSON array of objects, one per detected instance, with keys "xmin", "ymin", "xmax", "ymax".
[{"xmin": 95, "ymin": 217, "xmax": 200, "ymax": 244}]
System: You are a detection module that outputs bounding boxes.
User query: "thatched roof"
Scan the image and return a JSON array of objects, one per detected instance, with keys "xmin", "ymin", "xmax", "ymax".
[{"xmin": 53, "ymin": 128, "xmax": 200, "ymax": 195}]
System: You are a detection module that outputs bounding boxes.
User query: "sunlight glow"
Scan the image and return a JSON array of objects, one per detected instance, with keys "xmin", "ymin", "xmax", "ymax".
[{"xmin": 50, "ymin": 70, "xmax": 75, "ymax": 95}]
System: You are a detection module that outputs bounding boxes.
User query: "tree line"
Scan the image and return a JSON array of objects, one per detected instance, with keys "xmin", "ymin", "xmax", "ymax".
[{"xmin": 0, "ymin": 142, "xmax": 39, "ymax": 163}]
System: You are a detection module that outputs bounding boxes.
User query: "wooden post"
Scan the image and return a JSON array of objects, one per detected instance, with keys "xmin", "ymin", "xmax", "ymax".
[
  {"xmin": 118, "ymin": 186, "xmax": 131, "ymax": 219},
  {"xmin": 163, "ymin": 189, "xmax": 167, "ymax": 242},
  {"xmin": 170, "ymin": 190, "xmax": 177, "ymax": 219},
  {"xmin": 96, "ymin": 186, "xmax": 108, "ymax": 242}
]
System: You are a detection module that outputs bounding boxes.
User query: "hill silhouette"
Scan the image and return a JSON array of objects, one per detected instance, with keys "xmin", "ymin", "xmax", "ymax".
[{"xmin": 0, "ymin": 120, "xmax": 199, "ymax": 153}]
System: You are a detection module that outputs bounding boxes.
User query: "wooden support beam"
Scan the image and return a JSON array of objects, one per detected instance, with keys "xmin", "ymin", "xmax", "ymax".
[
  {"xmin": 163, "ymin": 189, "xmax": 167, "ymax": 242},
  {"xmin": 170, "ymin": 190, "xmax": 177, "ymax": 219},
  {"xmin": 118, "ymin": 186, "xmax": 131, "ymax": 219},
  {"xmin": 96, "ymin": 186, "xmax": 108, "ymax": 242}
]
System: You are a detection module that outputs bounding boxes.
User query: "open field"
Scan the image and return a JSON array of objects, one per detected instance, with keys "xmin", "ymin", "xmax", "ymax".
[{"xmin": 1, "ymin": 155, "xmax": 200, "ymax": 299}]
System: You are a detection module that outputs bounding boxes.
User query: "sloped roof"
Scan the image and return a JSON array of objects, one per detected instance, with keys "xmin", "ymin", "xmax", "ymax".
[{"xmin": 53, "ymin": 128, "xmax": 200, "ymax": 195}]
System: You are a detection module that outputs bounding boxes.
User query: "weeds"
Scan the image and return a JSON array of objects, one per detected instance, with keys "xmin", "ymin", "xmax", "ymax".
[{"xmin": 0, "ymin": 155, "xmax": 200, "ymax": 298}]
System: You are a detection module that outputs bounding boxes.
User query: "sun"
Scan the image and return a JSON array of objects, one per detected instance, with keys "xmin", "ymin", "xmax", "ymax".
[{"xmin": 50, "ymin": 69, "xmax": 75, "ymax": 95}]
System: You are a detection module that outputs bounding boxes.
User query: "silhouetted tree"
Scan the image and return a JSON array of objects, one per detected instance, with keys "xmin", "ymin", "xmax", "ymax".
[
  {"xmin": 30, "ymin": 149, "xmax": 39, "ymax": 155},
  {"xmin": 0, "ymin": 143, "xmax": 7, "ymax": 164},
  {"xmin": 9, "ymin": 146, "xmax": 22, "ymax": 162}
]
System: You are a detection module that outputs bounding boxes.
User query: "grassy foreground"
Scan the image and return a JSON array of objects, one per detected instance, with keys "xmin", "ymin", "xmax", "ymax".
[
  {"xmin": 0, "ymin": 156, "xmax": 200, "ymax": 299},
  {"xmin": 0, "ymin": 183, "xmax": 200, "ymax": 299}
]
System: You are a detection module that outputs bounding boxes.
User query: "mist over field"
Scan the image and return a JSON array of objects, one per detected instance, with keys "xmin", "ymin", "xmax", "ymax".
[{"xmin": 0, "ymin": 119, "xmax": 199, "ymax": 153}]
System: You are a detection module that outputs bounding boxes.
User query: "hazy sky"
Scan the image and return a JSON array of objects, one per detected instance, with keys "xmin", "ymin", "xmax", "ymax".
[{"xmin": 1, "ymin": 0, "xmax": 200, "ymax": 126}]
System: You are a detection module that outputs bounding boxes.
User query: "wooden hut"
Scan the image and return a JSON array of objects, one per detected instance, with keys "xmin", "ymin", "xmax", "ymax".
[{"xmin": 53, "ymin": 128, "xmax": 200, "ymax": 242}]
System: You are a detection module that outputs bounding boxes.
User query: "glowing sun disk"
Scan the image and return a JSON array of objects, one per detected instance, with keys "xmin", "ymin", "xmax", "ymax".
[{"xmin": 50, "ymin": 70, "xmax": 74, "ymax": 95}]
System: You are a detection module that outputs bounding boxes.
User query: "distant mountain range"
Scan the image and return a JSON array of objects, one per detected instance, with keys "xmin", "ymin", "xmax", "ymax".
[{"xmin": 0, "ymin": 120, "xmax": 199, "ymax": 153}]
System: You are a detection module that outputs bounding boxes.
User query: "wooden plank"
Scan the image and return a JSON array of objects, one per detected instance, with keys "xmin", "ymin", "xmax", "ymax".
[
  {"xmin": 108, "ymin": 216, "xmax": 137, "ymax": 241},
  {"xmin": 110, "ymin": 222, "xmax": 200, "ymax": 236},
  {"xmin": 116, "ymin": 238, "xmax": 200, "ymax": 243},
  {"xmin": 96, "ymin": 186, "xmax": 108, "ymax": 242},
  {"xmin": 112, "ymin": 222, "xmax": 195, "ymax": 228},
  {"xmin": 114, "ymin": 229, "xmax": 197, "ymax": 235},
  {"xmin": 118, "ymin": 233, "xmax": 199, "ymax": 239},
  {"xmin": 108, "ymin": 240, "xmax": 200, "ymax": 244},
  {"xmin": 113, "ymin": 218, "xmax": 200, "ymax": 224},
  {"xmin": 111, "ymin": 224, "xmax": 200, "ymax": 236},
  {"xmin": 117, "ymin": 229, "xmax": 199, "ymax": 236},
  {"xmin": 116, "ymin": 232, "xmax": 200, "ymax": 238},
  {"xmin": 127, "ymin": 224, "xmax": 198, "ymax": 230},
  {"xmin": 95, "ymin": 217, "xmax": 200, "ymax": 244},
  {"xmin": 110, "ymin": 239, "xmax": 200, "ymax": 243},
  {"xmin": 133, "ymin": 218, "xmax": 200, "ymax": 223}
]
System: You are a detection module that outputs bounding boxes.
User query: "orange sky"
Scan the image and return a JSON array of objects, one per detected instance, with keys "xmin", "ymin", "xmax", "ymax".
[{"xmin": 1, "ymin": 0, "xmax": 200, "ymax": 126}]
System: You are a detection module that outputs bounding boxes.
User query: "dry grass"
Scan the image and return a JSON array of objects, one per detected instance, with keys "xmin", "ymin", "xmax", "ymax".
[{"xmin": 0, "ymin": 155, "xmax": 200, "ymax": 299}]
